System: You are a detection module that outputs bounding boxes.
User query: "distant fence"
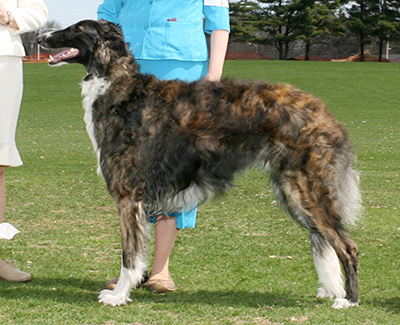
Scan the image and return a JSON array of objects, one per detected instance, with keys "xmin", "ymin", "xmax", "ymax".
[
  {"xmin": 226, "ymin": 51, "xmax": 395, "ymax": 62},
  {"xmin": 23, "ymin": 51, "xmax": 399, "ymax": 63},
  {"xmin": 23, "ymin": 53, "xmax": 50, "ymax": 62}
]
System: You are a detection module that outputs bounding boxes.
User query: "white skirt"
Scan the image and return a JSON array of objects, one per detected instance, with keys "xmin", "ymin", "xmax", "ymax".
[{"xmin": 0, "ymin": 56, "xmax": 23, "ymax": 167}]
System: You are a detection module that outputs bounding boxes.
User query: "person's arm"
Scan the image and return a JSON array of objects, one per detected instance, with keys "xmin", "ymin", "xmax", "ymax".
[
  {"xmin": 2, "ymin": 0, "xmax": 48, "ymax": 34},
  {"xmin": 203, "ymin": 2, "xmax": 230, "ymax": 82},
  {"xmin": 205, "ymin": 29, "xmax": 229, "ymax": 81},
  {"xmin": 98, "ymin": 0, "xmax": 122, "ymax": 23}
]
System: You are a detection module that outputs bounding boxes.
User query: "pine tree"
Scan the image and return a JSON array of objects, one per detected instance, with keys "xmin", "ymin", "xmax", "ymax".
[
  {"xmin": 293, "ymin": 0, "xmax": 343, "ymax": 60},
  {"xmin": 346, "ymin": 0, "xmax": 380, "ymax": 61},
  {"xmin": 373, "ymin": 0, "xmax": 400, "ymax": 61},
  {"xmin": 231, "ymin": 0, "xmax": 343, "ymax": 60},
  {"xmin": 231, "ymin": 0, "xmax": 300, "ymax": 60}
]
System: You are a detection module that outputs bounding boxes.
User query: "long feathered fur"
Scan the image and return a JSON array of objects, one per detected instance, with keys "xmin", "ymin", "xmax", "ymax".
[{"xmin": 38, "ymin": 20, "xmax": 362, "ymax": 309}]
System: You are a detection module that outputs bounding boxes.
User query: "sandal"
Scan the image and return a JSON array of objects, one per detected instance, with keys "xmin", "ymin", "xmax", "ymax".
[
  {"xmin": 146, "ymin": 272, "xmax": 177, "ymax": 293},
  {"xmin": 0, "ymin": 260, "xmax": 31, "ymax": 282}
]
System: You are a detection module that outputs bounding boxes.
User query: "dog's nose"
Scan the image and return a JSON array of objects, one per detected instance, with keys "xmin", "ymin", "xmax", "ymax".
[{"xmin": 37, "ymin": 32, "xmax": 51, "ymax": 45}]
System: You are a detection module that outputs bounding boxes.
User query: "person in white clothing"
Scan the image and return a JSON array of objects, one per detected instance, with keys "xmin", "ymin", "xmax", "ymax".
[{"xmin": 0, "ymin": 0, "xmax": 48, "ymax": 282}]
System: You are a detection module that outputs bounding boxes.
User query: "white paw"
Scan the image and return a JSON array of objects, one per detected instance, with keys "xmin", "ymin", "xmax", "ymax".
[
  {"xmin": 98, "ymin": 289, "xmax": 132, "ymax": 306},
  {"xmin": 331, "ymin": 298, "xmax": 358, "ymax": 309},
  {"xmin": 332, "ymin": 298, "xmax": 349, "ymax": 309}
]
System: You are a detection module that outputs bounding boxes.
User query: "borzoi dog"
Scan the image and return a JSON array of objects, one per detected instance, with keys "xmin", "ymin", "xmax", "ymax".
[{"xmin": 37, "ymin": 20, "xmax": 361, "ymax": 309}]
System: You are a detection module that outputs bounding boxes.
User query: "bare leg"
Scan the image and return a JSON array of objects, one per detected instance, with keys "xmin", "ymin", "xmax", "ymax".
[
  {"xmin": 0, "ymin": 166, "xmax": 31, "ymax": 282},
  {"xmin": 147, "ymin": 215, "xmax": 179, "ymax": 292}
]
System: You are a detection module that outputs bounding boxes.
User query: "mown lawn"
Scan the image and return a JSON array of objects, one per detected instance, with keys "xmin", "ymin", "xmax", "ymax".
[{"xmin": 0, "ymin": 60, "xmax": 399, "ymax": 324}]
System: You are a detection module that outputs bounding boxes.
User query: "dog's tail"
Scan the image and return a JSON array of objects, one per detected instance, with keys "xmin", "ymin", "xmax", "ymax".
[{"xmin": 332, "ymin": 152, "xmax": 362, "ymax": 227}]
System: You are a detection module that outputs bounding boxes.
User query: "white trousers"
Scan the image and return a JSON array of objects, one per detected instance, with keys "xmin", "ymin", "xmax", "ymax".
[{"xmin": 0, "ymin": 56, "xmax": 23, "ymax": 167}]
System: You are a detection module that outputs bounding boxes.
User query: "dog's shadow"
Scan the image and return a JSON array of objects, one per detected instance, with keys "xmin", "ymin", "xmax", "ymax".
[
  {"xmin": 0, "ymin": 276, "xmax": 317, "ymax": 309},
  {"xmin": 147, "ymin": 289, "xmax": 316, "ymax": 309},
  {"xmin": 367, "ymin": 297, "xmax": 400, "ymax": 315},
  {"xmin": 0, "ymin": 277, "xmax": 100, "ymax": 305}
]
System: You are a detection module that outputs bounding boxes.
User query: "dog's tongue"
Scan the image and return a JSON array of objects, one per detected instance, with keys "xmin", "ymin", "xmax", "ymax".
[{"xmin": 49, "ymin": 48, "xmax": 79, "ymax": 64}]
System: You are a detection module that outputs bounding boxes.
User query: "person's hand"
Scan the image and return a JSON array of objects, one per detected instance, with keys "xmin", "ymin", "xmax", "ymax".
[
  {"xmin": 0, "ymin": 1, "xmax": 8, "ymax": 25},
  {"xmin": 0, "ymin": 1, "xmax": 16, "ymax": 29},
  {"xmin": 204, "ymin": 73, "xmax": 222, "ymax": 82}
]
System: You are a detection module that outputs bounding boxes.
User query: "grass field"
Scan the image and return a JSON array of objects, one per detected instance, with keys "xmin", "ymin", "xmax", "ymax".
[{"xmin": 0, "ymin": 60, "xmax": 399, "ymax": 324}]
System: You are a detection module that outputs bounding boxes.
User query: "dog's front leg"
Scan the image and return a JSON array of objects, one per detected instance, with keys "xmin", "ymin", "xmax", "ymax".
[{"xmin": 99, "ymin": 197, "xmax": 148, "ymax": 306}]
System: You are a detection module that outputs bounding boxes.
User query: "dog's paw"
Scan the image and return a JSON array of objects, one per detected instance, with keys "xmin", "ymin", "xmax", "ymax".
[
  {"xmin": 316, "ymin": 287, "xmax": 331, "ymax": 299},
  {"xmin": 331, "ymin": 298, "xmax": 359, "ymax": 309},
  {"xmin": 98, "ymin": 289, "xmax": 132, "ymax": 306}
]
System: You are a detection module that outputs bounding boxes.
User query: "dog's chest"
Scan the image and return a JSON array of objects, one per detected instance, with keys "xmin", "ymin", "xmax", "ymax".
[{"xmin": 81, "ymin": 76, "xmax": 111, "ymax": 175}]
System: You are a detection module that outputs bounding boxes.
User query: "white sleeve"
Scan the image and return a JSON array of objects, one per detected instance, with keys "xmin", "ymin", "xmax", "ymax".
[{"xmin": 10, "ymin": 0, "xmax": 49, "ymax": 35}]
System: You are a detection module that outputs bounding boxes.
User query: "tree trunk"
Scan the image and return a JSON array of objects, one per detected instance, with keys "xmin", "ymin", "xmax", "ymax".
[
  {"xmin": 359, "ymin": 1, "xmax": 365, "ymax": 62},
  {"xmin": 284, "ymin": 41, "xmax": 290, "ymax": 60},
  {"xmin": 359, "ymin": 30, "xmax": 365, "ymax": 62},
  {"xmin": 276, "ymin": 40, "xmax": 285, "ymax": 60},
  {"xmin": 305, "ymin": 41, "xmax": 311, "ymax": 61},
  {"xmin": 378, "ymin": 39, "xmax": 384, "ymax": 62}
]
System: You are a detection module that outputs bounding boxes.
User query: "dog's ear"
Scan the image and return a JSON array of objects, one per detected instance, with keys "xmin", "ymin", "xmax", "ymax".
[
  {"xmin": 97, "ymin": 19, "xmax": 123, "ymax": 38},
  {"xmin": 76, "ymin": 20, "xmax": 101, "ymax": 42},
  {"xmin": 95, "ymin": 43, "xmax": 113, "ymax": 66},
  {"xmin": 95, "ymin": 20, "xmax": 131, "ymax": 61},
  {"xmin": 87, "ymin": 20, "xmax": 132, "ymax": 75}
]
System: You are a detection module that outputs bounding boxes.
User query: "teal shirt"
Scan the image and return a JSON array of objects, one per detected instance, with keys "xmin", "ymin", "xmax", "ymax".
[
  {"xmin": 97, "ymin": 0, "xmax": 230, "ymax": 228},
  {"xmin": 97, "ymin": 0, "xmax": 230, "ymax": 62}
]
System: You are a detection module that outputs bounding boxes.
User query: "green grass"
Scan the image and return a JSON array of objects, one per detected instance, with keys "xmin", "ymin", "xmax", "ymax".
[{"xmin": 0, "ymin": 60, "xmax": 399, "ymax": 324}]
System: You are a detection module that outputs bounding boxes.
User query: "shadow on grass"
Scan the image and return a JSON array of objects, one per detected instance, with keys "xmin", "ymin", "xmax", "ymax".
[
  {"xmin": 140, "ymin": 289, "xmax": 321, "ymax": 309},
  {"xmin": 0, "ymin": 277, "xmax": 101, "ymax": 305},
  {"xmin": 367, "ymin": 297, "xmax": 400, "ymax": 315},
  {"xmin": 0, "ymin": 276, "xmax": 320, "ymax": 309}
]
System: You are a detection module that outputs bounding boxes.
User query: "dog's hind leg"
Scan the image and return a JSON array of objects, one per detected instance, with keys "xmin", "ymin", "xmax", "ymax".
[
  {"xmin": 271, "ymin": 170, "xmax": 359, "ymax": 309},
  {"xmin": 99, "ymin": 195, "xmax": 149, "ymax": 306},
  {"xmin": 312, "ymin": 225, "xmax": 359, "ymax": 309}
]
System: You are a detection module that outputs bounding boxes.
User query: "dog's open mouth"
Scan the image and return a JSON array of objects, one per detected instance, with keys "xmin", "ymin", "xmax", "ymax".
[{"xmin": 49, "ymin": 48, "xmax": 79, "ymax": 65}]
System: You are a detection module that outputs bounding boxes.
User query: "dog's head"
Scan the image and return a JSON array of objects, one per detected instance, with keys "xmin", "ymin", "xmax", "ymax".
[{"xmin": 37, "ymin": 20, "xmax": 131, "ymax": 74}]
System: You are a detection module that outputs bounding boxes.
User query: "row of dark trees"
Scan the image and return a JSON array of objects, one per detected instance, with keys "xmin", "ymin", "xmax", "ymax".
[{"xmin": 230, "ymin": 0, "xmax": 400, "ymax": 61}]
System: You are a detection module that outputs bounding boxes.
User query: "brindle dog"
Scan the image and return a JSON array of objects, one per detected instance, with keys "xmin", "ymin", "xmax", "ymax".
[{"xmin": 38, "ymin": 20, "xmax": 361, "ymax": 308}]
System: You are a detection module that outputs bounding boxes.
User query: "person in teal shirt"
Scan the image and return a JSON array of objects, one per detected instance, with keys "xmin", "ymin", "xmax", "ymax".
[{"xmin": 98, "ymin": 0, "xmax": 230, "ymax": 293}]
